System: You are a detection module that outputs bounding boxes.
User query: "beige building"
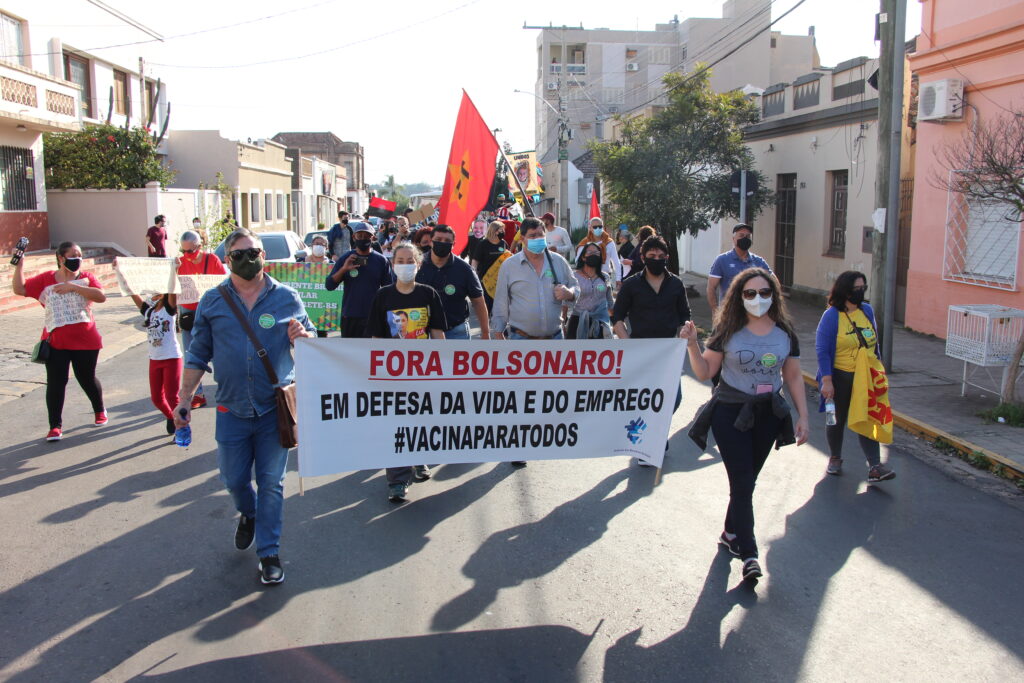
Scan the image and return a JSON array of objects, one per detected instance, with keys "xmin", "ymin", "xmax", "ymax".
[
  {"xmin": 271, "ymin": 132, "xmax": 367, "ymax": 214},
  {"xmin": 167, "ymin": 131, "xmax": 293, "ymax": 232},
  {"xmin": 735, "ymin": 57, "xmax": 883, "ymax": 299}
]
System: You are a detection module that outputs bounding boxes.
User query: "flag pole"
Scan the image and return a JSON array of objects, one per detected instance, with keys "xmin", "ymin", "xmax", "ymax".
[{"xmin": 484, "ymin": 123, "xmax": 536, "ymax": 217}]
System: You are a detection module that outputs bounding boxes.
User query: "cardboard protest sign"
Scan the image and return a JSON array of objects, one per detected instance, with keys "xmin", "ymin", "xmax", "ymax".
[
  {"xmin": 177, "ymin": 274, "xmax": 227, "ymax": 306},
  {"xmin": 295, "ymin": 339, "xmax": 686, "ymax": 476},
  {"xmin": 42, "ymin": 279, "xmax": 91, "ymax": 330},
  {"xmin": 263, "ymin": 262, "xmax": 342, "ymax": 333},
  {"xmin": 114, "ymin": 257, "xmax": 180, "ymax": 296}
]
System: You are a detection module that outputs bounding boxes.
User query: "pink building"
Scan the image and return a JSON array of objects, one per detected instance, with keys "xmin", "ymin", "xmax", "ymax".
[{"xmin": 905, "ymin": 0, "xmax": 1024, "ymax": 337}]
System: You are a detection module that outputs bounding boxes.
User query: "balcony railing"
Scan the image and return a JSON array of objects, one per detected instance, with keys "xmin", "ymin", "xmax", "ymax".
[
  {"xmin": 0, "ymin": 62, "xmax": 81, "ymax": 132},
  {"xmin": 566, "ymin": 64, "xmax": 587, "ymax": 75}
]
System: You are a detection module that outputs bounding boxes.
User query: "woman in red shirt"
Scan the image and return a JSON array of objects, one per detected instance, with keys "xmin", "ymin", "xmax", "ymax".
[{"xmin": 11, "ymin": 241, "xmax": 108, "ymax": 442}]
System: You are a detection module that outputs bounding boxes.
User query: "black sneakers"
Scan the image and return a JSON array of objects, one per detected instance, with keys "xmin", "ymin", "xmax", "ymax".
[
  {"xmin": 742, "ymin": 558, "xmax": 763, "ymax": 581},
  {"xmin": 718, "ymin": 531, "xmax": 741, "ymax": 557},
  {"xmin": 235, "ymin": 514, "xmax": 255, "ymax": 551},
  {"xmin": 259, "ymin": 555, "xmax": 284, "ymax": 585},
  {"xmin": 165, "ymin": 418, "xmax": 175, "ymax": 435},
  {"xmin": 510, "ymin": 461, "xmax": 527, "ymax": 468}
]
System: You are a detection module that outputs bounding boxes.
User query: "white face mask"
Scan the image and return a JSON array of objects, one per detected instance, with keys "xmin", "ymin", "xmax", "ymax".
[
  {"xmin": 311, "ymin": 244, "xmax": 326, "ymax": 257},
  {"xmin": 592, "ymin": 227, "xmax": 603, "ymax": 237},
  {"xmin": 743, "ymin": 294, "xmax": 773, "ymax": 317},
  {"xmin": 394, "ymin": 263, "xmax": 417, "ymax": 283}
]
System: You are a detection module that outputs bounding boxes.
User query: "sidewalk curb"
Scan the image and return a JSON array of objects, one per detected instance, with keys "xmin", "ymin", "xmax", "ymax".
[{"xmin": 800, "ymin": 372, "xmax": 1023, "ymax": 481}]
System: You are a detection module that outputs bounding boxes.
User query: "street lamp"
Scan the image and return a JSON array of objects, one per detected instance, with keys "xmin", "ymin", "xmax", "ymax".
[{"xmin": 514, "ymin": 89, "xmax": 570, "ymax": 228}]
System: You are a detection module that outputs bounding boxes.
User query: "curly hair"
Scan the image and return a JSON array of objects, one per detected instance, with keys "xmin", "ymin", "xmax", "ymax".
[{"xmin": 709, "ymin": 268, "xmax": 794, "ymax": 348}]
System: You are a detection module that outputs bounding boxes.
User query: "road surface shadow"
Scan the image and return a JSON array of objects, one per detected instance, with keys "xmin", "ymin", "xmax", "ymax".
[
  {"xmin": 431, "ymin": 468, "xmax": 651, "ymax": 631},
  {"xmin": 134, "ymin": 625, "xmax": 595, "ymax": 682}
]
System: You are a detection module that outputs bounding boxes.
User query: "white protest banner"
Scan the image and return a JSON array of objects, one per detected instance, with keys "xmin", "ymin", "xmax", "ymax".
[
  {"xmin": 295, "ymin": 339, "xmax": 686, "ymax": 477},
  {"xmin": 42, "ymin": 279, "xmax": 91, "ymax": 330},
  {"xmin": 177, "ymin": 274, "xmax": 227, "ymax": 305},
  {"xmin": 114, "ymin": 257, "xmax": 180, "ymax": 296}
]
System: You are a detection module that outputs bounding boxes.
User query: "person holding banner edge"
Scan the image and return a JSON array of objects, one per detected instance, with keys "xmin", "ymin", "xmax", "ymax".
[
  {"xmin": 174, "ymin": 228, "xmax": 315, "ymax": 585},
  {"xmin": 176, "ymin": 230, "xmax": 227, "ymax": 408},
  {"xmin": 11, "ymin": 241, "xmax": 108, "ymax": 442},
  {"xmin": 368, "ymin": 243, "xmax": 448, "ymax": 502},
  {"xmin": 680, "ymin": 268, "xmax": 809, "ymax": 582}
]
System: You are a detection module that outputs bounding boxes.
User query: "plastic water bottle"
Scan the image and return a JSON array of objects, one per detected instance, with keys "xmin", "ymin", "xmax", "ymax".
[
  {"xmin": 174, "ymin": 409, "xmax": 192, "ymax": 447},
  {"xmin": 824, "ymin": 399, "xmax": 837, "ymax": 426}
]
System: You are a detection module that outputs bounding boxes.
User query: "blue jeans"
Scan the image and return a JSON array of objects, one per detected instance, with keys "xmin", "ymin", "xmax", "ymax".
[
  {"xmin": 181, "ymin": 327, "xmax": 204, "ymax": 397},
  {"xmin": 445, "ymin": 321, "xmax": 471, "ymax": 340},
  {"xmin": 215, "ymin": 408, "xmax": 289, "ymax": 558},
  {"xmin": 506, "ymin": 329, "xmax": 564, "ymax": 340}
]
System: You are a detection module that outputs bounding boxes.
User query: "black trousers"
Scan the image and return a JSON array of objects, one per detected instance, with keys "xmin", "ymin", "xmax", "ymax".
[
  {"xmin": 826, "ymin": 369, "xmax": 881, "ymax": 467},
  {"xmin": 45, "ymin": 348, "xmax": 104, "ymax": 429},
  {"xmin": 710, "ymin": 401, "xmax": 781, "ymax": 559},
  {"xmin": 340, "ymin": 316, "xmax": 368, "ymax": 339}
]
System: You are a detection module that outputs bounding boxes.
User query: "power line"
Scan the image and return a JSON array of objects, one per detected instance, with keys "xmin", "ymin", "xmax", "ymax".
[
  {"xmin": 0, "ymin": 0, "xmax": 344, "ymax": 61},
  {"xmin": 151, "ymin": 0, "xmax": 485, "ymax": 69}
]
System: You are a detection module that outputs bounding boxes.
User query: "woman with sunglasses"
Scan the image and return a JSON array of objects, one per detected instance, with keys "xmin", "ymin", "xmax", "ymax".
[
  {"xmin": 565, "ymin": 242, "xmax": 614, "ymax": 339},
  {"xmin": 815, "ymin": 271, "xmax": 895, "ymax": 482},
  {"xmin": 680, "ymin": 268, "xmax": 809, "ymax": 581}
]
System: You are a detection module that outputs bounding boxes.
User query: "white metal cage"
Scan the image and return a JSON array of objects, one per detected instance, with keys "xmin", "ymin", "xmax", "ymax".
[{"xmin": 946, "ymin": 305, "xmax": 1024, "ymax": 366}]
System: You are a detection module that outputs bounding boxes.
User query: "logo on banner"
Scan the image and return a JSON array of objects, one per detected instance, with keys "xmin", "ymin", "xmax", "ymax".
[
  {"xmin": 625, "ymin": 416, "xmax": 647, "ymax": 444},
  {"xmin": 258, "ymin": 314, "xmax": 275, "ymax": 329}
]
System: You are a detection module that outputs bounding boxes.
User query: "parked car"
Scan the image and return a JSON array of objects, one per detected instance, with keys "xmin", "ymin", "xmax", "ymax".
[
  {"xmin": 214, "ymin": 231, "xmax": 308, "ymax": 263},
  {"xmin": 303, "ymin": 230, "xmax": 330, "ymax": 248}
]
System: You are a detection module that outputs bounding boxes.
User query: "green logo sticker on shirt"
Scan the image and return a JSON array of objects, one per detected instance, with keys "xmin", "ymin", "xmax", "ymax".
[
  {"xmin": 258, "ymin": 313, "xmax": 276, "ymax": 329},
  {"xmin": 444, "ymin": 284, "xmax": 456, "ymax": 296},
  {"xmin": 544, "ymin": 270, "xmax": 554, "ymax": 279},
  {"xmin": 349, "ymin": 268, "xmax": 359, "ymax": 278},
  {"xmin": 409, "ymin": 310, "xmax": 422, "ymax": 321},
  {"xmin": 596, "ymin": 284, "xmax": 606, "ymax": 292},
  {"xmin": 498, "ymin": 247, "xmax": 505, "ymax": 253},
  {"xmin": 863, "ymin": 328, "xmax": 876, "ymax": 341},
  {"xmin": 760, "ymin": 352, "xmax": 778, "ymax": 368}
]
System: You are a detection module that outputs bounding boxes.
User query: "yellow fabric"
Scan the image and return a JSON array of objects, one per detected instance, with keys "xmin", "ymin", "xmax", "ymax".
[
  {"xmin": 481, "ymin": 250, "xmax": 512, "ymax": 299},
  {"xmin": 835, "ymin": 308, "xmax": 876, "ymax": 372},
  {"xmin": 848, "ymin": 346, "xmax": 894, "ymax": 444}
]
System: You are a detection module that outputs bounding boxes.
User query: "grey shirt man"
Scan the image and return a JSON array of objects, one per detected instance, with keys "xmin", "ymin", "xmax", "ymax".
[{"xmin": 491, "ymin": 251, "xmax": 579, "ymax": 338}]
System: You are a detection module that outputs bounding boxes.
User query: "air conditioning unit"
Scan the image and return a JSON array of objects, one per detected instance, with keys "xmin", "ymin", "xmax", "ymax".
[
  {"xmin": 919, "ymin": 78, "xmax": 964, "ymax": 121},
  {"xmin": 546, "ymin": 82, "xmax": 559, "ymax": 91},
  {"xmin": 626, "ymin": 63, "xmax": 639, "ymax": 72},
  {"xmin": 607, "ymin": 106, "xmax": 619, "ymax": 114}
]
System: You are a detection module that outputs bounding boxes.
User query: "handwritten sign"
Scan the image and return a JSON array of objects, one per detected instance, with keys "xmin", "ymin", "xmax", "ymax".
[
  {"xmin": 178, "ymin": 274, "xmax": 227, "ymax": 305},
  {"xmin": 114, "ymin": 257, "xmax": 180, "ymax": 296},
  {"xmin": 42, "ymin": 279, "xmax": 91, "ymax": 330}
]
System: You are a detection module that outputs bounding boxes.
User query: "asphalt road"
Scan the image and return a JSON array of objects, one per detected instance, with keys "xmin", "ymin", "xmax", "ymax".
[{"xmin": 1, "ymin": 341, "xmax": 1022, "ymax": 682}]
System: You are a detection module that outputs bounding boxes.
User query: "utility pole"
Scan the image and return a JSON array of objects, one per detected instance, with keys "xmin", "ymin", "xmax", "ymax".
[
  {"xmin": 558, "ymin": 94, "xmax": 570, "ymax": 229},
  {"xmin": 872, "ymin": 0, "xmax": 905, "ymax": 370},
  {"xmin": 881, "ymin": 0, "xmax": 906, "ymax": 370},
  {"xmin": 138, "ymin": 57, "xmax": 146, "ymax": 127}
]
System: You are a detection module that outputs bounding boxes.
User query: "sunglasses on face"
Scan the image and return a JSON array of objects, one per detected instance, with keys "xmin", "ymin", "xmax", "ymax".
[
  {"xmin": 742, "ymin": 287, "xmax": 773, "ymax": 300},
  {"xmin": 852, "ymin": 285, "xmax": 868, "ymax": 293},
  {"xmin": 229, "ymin": 247, "xmax": 262, "ymax": 261}
]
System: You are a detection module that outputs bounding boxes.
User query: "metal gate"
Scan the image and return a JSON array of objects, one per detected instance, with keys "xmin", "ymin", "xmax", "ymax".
[{"xmin": 774, "ymin": 174, "xmax": 797, "ymax": 289}]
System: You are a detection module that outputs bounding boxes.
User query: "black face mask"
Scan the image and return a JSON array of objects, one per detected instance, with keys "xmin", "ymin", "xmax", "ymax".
[
  {"xmin": 431, "ymin": 242, "xmax": 453, "ymax": 258},
  {"xmin": 354, "ymin": 238, "xmax": 372, "ymax": 252},
  {"xmin": 419, "ymin": 245, "xmax": 432, "ymax": 254},
  {"xmin": 736, "ymin": 236, "xmax": 752, "ymax": 251},
  {"xmin": 63, "ymin": 257, "xmax": 82, "ymax": 273},
  {"xmin": 848, "ymin": 290, "xmax": 866, "ymax": 306},
  {"xmin": 645, "ymin": 258, "xmax": 667, "ymax": 276},
  {"xmin": 583, "ymin": 254, "xmax": 602, "ymax": 269}
]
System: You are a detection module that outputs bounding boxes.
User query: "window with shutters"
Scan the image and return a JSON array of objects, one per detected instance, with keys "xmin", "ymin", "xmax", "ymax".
[
  {"xmin": 113, "ymin": 70, "xmax": 129, "ymax": 116},
  {"xmin": 63, "ymin": 52, "xmax": 93, "ymax": 118},
  {"xmin": 0, "ymin": 13, "xmax": 25, "ymax": 67},
  {"xmin": 827, "ymin": 170, "xmax": 848, "ymax": 257}
]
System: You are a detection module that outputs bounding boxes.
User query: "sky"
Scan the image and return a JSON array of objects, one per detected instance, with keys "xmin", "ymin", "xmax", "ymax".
[{"xmin": 87, "ymin": 0, "xmax": 922, "ymax": 187}]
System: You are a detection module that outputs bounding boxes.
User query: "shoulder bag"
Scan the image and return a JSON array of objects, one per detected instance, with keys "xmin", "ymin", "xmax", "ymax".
[
  {"xmin": 217, "ymin": 285, "xmax": 298, "ymax": 448},
  {"xmin": 31, "ymin": 332, "xmax": 51, "ymax": 364}
]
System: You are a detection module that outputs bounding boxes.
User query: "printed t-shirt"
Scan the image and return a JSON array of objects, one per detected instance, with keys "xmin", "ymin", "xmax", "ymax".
[
  {"xmin": 140, "ymin": 301, "xmax": 182, "ymax": 361},
  {"xmin": 708, "ymin": 325, "xmax": 799, "ymax": 395},
  {"xmin": 367, "ymin": 283, "xmax": 448, "ymax": 339},
  {"xmin": 834, "ymin": 307, "xmax": 876, "ymax": 372},
  {"xmin": 176, "ymin": 251, "xmax": 227, "ymax": 311},
  {"xmin": 23, "ymin": 270, "xmax": 104, "ymax": 350}
]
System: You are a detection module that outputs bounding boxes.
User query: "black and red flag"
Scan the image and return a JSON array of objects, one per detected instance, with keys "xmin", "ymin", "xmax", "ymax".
[{"xmin": 367, "ymin": 196, "xmax": 397, "ymax": 219}]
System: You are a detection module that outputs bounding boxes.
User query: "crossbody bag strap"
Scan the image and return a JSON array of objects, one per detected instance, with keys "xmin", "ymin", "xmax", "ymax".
[
  {"xmin": 202, "ymin": 253, "xmax": 211, "ymax": 274},
  {"xmin": 844, "ymin": 311, "xmax": 870, "ymax": 350},
  {"xmin": 544, "ymin": 250, "xmax": 561, "ymax": 287},
  {"xmin": 217, "ymin": 284, "xmax": 280, "ymax": 386}
]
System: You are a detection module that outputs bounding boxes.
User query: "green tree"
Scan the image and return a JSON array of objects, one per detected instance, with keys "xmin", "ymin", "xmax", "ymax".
[
  {"xmin": 590, "ymin": 68, "xmax": 773, "ymax": 272},
  {"xmin": 44, "ymin": 123, "xmax": 175, "ymax": 190}
]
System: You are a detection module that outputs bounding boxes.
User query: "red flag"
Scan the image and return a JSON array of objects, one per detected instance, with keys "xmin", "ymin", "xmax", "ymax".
[
  {"xmin": 589, "ymin": 180, "xmax": 601, "ymax": 220},
  {"xmin": 367, "ymin": 196, "xmax": 397, "ymax": 218},
  {"xmin": 438, "ymin": 91, "xmax": 499, "ymax": 255}
]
